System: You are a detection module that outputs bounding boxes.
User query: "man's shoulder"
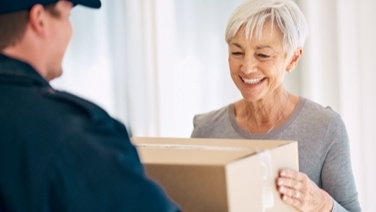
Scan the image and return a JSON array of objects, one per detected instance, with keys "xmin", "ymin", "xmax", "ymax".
[
  {"xmin": 41, "ymin": 89, "xmax": 129, "ymax": 142},
  {"xmin": 42, "ymin": 89, "xmax": 111, "ymax": 123},
  {"xmin": 1, "ymin": 85, "xmax": 128, "ymax": 144}
]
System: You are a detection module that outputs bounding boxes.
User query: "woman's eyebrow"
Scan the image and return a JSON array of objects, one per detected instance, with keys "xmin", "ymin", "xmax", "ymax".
[
  {"xmin": 230, "ymin": 43, "xmax": 275, "ymax": 50},
  {"xmin": 230, "ymin": 43, "xmax": 242, "ymax": 48},
  {"xmin": 256, "ymin": 45, "xmax": 274, "ymax": 50}
]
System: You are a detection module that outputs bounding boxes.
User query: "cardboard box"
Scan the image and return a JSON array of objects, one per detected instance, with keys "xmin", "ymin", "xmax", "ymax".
[{"xmin": 132, "ymin": 137, "xmax": 299, "ymax": 212}]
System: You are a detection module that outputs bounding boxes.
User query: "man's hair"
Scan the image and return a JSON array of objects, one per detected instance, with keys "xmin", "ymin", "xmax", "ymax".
[{"xmin": 0, "ymin": 3, "xmax": 60, "ymax": 51}]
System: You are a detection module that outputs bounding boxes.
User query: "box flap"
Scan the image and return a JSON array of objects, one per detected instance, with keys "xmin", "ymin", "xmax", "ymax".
[{"xmin": 132, "ymin": 137, "xmax": 296, "ymax": 165}]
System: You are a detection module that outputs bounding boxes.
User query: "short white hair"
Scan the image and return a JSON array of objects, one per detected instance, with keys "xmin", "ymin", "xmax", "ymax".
[{"xmin": 225, "ymin": 0, "xmax": 308, "ymax": 56}]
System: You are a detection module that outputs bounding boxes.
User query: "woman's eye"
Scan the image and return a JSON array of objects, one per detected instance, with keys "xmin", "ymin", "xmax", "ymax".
[
  {"xmin": 258, "ymin": 54, "xmax": 270, "ymax": 58},
  {"xmin": 231, "ymin": 52, "xmax": 244, "ymax": 56}
]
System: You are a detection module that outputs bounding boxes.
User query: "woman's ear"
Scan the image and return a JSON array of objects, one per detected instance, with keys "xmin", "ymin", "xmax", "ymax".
[{"xmin": 286, "ymin": 48, "xmax": 303, "ymax": 72}]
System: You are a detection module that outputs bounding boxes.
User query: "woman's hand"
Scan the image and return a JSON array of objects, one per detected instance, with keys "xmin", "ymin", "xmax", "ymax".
[{"xmin": 276, "ymin": 169, "xmax": 333, "ymax": 212}]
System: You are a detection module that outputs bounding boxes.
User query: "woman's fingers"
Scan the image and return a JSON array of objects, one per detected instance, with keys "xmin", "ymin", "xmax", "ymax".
[
  {"xmin": 277, "ymin": 177, "xmax": 304, "ymax": 190},
  {"xmin": 276, "ymin": 169, "xmax": 333, "ymax": 211}
]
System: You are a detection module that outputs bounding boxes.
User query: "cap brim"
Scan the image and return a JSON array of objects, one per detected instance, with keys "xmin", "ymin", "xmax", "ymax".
[{"xmin": 71, "ymin": 0, "xmax": 101, "ymax": 9}]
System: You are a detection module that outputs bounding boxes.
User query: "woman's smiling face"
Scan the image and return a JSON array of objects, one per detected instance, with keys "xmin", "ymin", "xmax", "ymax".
[{"xmin": 228, "ymin": 21, "xmax": 296, "ymax": 102}]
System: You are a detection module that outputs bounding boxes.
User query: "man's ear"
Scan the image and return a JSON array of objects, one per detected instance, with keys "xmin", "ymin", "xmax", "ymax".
[
  {"xmin": 286, "ymin": 48, "xmax": 303, "ymax": 72},
  {"xmin": 28, "ymin": 4, "xmax": 48, "ymax": 38}
]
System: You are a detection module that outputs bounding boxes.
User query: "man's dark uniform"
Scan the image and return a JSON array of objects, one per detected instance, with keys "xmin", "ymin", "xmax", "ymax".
[{"xmin": 0, "ymin": 54, "xmax": 180, "ymax": 211}]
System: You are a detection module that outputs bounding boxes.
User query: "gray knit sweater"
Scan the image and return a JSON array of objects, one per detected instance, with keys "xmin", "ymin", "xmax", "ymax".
[{"xmin": 191, "ymin": 97, "xmax": 361, "ymax": 212}]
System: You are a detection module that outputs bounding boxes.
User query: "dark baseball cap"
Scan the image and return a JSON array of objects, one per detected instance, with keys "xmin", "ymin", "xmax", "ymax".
[{"xmin": 0, "ymin": 0, "xmax": 101, "ymax": 15}]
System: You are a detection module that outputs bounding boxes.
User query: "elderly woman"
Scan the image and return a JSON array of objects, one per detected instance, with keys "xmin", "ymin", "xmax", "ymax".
[{"xmin": 191, "ymin": 0, "xmax": 361, "ymax": 211}]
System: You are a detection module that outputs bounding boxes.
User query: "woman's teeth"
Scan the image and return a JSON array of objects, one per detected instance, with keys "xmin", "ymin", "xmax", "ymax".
[{"xmin": 242, "ymin": 77, "xmax": 263, "ymax": 85}]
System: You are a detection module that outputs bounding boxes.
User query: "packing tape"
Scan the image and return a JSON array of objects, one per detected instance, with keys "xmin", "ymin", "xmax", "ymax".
[{"xmin": 258, "ymin": 150, "xmax": 275, "ymax": 211}]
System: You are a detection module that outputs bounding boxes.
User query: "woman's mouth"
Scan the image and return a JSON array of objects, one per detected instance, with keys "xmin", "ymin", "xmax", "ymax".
[{"xmin": 241, "ymin": 77, "xmax": 265, "ymax": 85}]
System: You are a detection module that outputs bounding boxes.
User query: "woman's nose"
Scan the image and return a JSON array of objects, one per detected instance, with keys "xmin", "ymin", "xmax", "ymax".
[{"xmin": 240, "ymin": 55, "xmax": 258, "ymax": 74}]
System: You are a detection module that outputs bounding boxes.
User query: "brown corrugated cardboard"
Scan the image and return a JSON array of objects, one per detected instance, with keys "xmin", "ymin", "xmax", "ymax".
[{"xmin": 131, "ymin": 137, "xmax": 299, "ymax": 212}]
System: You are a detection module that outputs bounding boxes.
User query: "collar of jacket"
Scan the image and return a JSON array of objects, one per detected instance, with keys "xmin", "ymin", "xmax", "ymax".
[{"xmin": 0, "ymin": 53, "xmax": 51, "ymax": 88}]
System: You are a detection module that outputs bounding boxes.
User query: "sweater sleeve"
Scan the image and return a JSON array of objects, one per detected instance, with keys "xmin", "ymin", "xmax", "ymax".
[{"xmin": 321, "ymin": 115, "xmax": 361, "ymax": 212}]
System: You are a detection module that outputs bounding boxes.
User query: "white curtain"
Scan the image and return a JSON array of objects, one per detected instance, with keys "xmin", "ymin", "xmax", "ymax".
[
  {"xmin": 53, "ymin": 0, "xmax": 375, "ymax": 211},
  {"xmin": 299, "ymin": 0, "xmax": 376, "ymax": 211}
]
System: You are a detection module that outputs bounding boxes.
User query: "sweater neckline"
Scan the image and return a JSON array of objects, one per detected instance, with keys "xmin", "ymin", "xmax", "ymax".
[{"xmin": 228, "ymin": 97, "xmax": 306, "ymax": 139}]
